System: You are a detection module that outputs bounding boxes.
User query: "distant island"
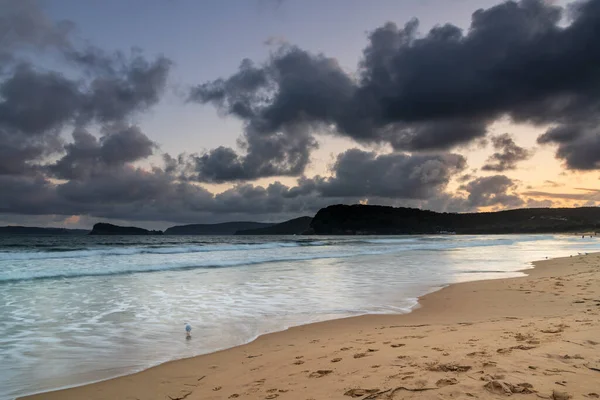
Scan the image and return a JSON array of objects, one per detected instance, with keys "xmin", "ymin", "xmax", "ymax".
[
  {"xmin": 235, "ymin": 216, "xmax": 312, "ymax": 235},
  {"xmin": 89, "ymin": 223, "xmax": 163, "ymax": 235},
  {"xmin": 308, "ymin": 205, "xmax": 600, "ymax": 235},
  {"xmin": 0, "ymin": 226, "xmax": 89, "ymax": 235},
  {"xmin": 165, "ymin": 222, "xmax": 274, "ymax": 235}
]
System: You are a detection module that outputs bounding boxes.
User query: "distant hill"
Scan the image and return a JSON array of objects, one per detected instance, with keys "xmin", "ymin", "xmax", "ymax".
[
  {"xmin": 165, "ymin": 221, "xmax": 274, "ymax": 235},
  {"xmin": 89, "ymin": 223, "xmax": 163, "ymax": 235},
  {"xmin": 0, "ymin": 226, "xmax": 89, "ymax": 235},
  {"xmin": 235, "ymin": 217, "xmax": 313, "ymax": 235},
  {"xmin": 309, "ymin": 204, "xmax": 600, "ymax": 235}
]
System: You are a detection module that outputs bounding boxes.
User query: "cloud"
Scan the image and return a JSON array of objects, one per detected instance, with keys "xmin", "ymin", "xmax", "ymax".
[
  {"xmin": 525, "ymin": 198, "xmax": 554, "ymax": 208},
  {"xmin": 537, "ymin": 123, "xmax": 600, "ymax": 170},
  {"xmin": 188, "ymin": 0, "xmax": 600, "ymax": 181},
  {"xmin": 522, "ymin": 188, "xmax": 600, "ymax": 202},
  {"xmin": 482, "ymin": 133, "xmax": 532, "ymax": 171},
  {"xmin": 0, "ymin": 0, "xmax": 171, "ymax": 177},
  {"xmin": 49, "ymin": 125, "xmax": 157, "ymax": 180},
  {"xmin": 188, "ymin": 49, "xmax": 348, "ymax": 181},
  {"xmin": 0, "ymin": 0, "xmax": 74, "ymax": 64},
  {"xmin": 190, "ymin": 129, "xmax": 318, "ymax": 183},
  {"xmin": 1, "ymin": 0, "xmax": 596, "ymax": 227},
  {"xmin": 543, "ymin": 180, "xmax": 562, "ymax": 187},
  {"xmin": 307, "ymin": 149, "xmax": 467, "ymax": 199},
  {"xmin": 0, "ymin": 64, "xmax": 82, "ymax": 135},
  {"xmin": 459, "ymin": 175, "xmax": 525, "ymax": 209}
]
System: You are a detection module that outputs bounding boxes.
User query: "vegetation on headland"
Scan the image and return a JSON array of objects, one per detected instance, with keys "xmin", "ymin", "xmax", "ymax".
[
  {"xmin": 164, "ymin": 222, "xmax": 274, "ymax": 235},
  {"xmin": 89, "ymin": 223, "xmax": 163, "ymax": 235},
  {"xmin": 307, "ymin": 205, "xmax": 600, "ymax": 235},
  {"xmin": 235, "ymin": 216, "xmax": 313, "ymax": 235}
]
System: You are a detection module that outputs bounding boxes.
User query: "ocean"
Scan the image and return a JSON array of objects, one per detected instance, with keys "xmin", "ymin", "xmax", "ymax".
[{"xmin": 0, "ymin": 234, "xmax": 598, "ymax": 399}]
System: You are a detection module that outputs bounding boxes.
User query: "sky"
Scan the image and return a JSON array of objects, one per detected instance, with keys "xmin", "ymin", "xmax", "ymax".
[{"xmin": 1, "ymin": 0, "xmax": 599, "ymax": 229}]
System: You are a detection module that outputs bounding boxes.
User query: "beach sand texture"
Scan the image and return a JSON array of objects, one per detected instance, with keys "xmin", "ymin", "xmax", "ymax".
[{"xmin": 23, "ymin": 253, "xmax": 600, "ymax": 400}]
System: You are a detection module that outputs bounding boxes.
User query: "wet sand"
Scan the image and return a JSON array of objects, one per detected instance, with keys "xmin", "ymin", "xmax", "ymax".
[{"xmin": 22, "ymin": 253, "xmax": 600, "ymax": 400}]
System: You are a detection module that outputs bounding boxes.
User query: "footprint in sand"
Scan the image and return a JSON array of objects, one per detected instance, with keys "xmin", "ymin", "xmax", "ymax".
[
  {"xmin": 428, "ymin": 362, "xmax": 472, "ymax": 372},
  {"xmin": 391, "ymin": 343, "xmax": 406, "ymax": 348},
  {"xmin": 213, "ymin": 386, "xmax": 222, "ymax": 391},
  {"xmin": 436, "ymin": 378, "xmax": 459, "ymax": 387},
  {"xmin": 540, "ymin": 327, "xmax": 564, "ymax": 333},
  {"xmin": 467, "ymin": 351, "xmax": 487, "ymax": 357},
  {"xmin": 265, "ymin": 394, "xmax": 279, "ymax": 399},
  {"xmin": 293, "ymin": 360, "xmax": 305, "ymax": 365},
  {"xmin": 228, "ymin": 394, "xmax": 240, "ymax": 399},
  {"xmin": 344, "ymin": 388, "xmax": 379, "ymax": 398},
  {"xmin": 331, "ymin": 358, "xmax": 342, "ymax": 363},
  {"xmin": 309, "ymin": 370, "xmax": 333, "ymax": 378},
  {"xmin": 354, "ymin": 353, "xmax": 367, "ymax": 359},
  {"xmin": 497, "ymin": 345, "xmax": 536, "ymax": 353}
]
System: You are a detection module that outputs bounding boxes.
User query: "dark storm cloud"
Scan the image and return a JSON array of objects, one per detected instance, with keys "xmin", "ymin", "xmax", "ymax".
[
  {"xmin": 306, "ymin": 149, "xmax": 466, "ymax": 199},
  {"xmin": 189, "ymin": 49, "xmax": 349, "ymax": 181},
  {"xmin": 0, "ymin": 129, "xmax": 61, "ymax": 175},
  {"xmin": 537, "ymin": 123, "xmax": 600, "ymax": 170},
  {"xmin": 482, "ymin": 133, "xmax": 532, "ymax": 172},
  {"xmin": 191, "ymin": 129, "xmax": 318, "ymax": 183},
  {"xmin": 2, "ymin": 0, "xmax": 596, "ymax": 226},
  {"xmin": 0, "ymin": 0, "xmax": 172, "ymax": 184},
  {"xmin": 80, "ymin": 53, "xmax": 172, "ymax": 123},
  {"xmin": 460, "ymin": 175, "xmax": 525, "ymax": 209},
  {"xmin": 0, "ymin": 64, "xmax": 80, "ymax": 176},
  {"xmin": 0, "ymin": 0, "xmax": 187, "ymax": 224},
  {"xmin": 0, "ymin": 55, "xmax": 170, "ymax": 178},
  {"xmin": 0, "ymin": 166, "xmax": 328, "ymax": 224},
  {"xmin": 189, "ymin": 0, "xmax": 600, "ymax": 181},
  {"xmin": 49, "ymin": 125, "xmax": 156, "ymax": 180},
  {"xmin": 0, "ymin": 64, "xmax": 81, "ymax": 135}
]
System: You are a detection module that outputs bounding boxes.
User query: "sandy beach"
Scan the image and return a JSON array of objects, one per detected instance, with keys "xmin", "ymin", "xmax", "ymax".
[{"xmin": 23, "ymin": 253, "xmax": 600, "ymax": 400}]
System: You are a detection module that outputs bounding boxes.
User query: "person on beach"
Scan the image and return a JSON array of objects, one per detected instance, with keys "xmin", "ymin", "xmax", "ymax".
[{"xmin": 185, "ymin": 323, "xmax": 192, "ymax": 339}]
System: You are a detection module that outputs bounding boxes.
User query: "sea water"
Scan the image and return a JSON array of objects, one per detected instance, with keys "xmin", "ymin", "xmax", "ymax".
[{"xmin": 0, "ymin": 234, "xmax": 598, "ymax": 399}]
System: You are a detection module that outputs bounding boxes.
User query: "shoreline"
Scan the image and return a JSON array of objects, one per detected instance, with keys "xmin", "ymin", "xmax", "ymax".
[{"xmin": 21, "ymin": 252, "xmax": 600, "ymax": 400}]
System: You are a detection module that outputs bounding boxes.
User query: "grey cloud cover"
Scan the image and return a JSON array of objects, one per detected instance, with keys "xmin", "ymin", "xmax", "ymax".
[
  {"xmin": 307, "ymin": 149, "xmax": 466, "ymax": 199},
  {"xmin": 189, "ymin": 0, "xmax": 600, "ymax": 182},
  {"xmin": 460, "ymin": 175, "xmax": 525, "ymax": 210},
  {"xmin": 1, "ymin": 0, "xmax": 598, "ymax": 226}
]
